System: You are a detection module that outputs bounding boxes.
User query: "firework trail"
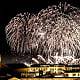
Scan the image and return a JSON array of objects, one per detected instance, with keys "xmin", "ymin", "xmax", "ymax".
[
  {"xmin": 5, "ymin": 2, "xmax": 80, "ymax": 65},
  {"xmin": 5, "ymin": 12, "xmax": 33, "ymax": 56}
]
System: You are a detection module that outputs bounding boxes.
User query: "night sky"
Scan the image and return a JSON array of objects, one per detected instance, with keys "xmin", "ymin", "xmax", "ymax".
[{"xmin": 0, "ymin": 0, "xmax": 80, "ymax": 63}]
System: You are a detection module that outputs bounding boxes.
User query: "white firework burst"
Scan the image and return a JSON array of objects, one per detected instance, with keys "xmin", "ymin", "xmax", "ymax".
[{"xmin": 5, "ymin": 2, "xmax": 80, "ymax": 65}]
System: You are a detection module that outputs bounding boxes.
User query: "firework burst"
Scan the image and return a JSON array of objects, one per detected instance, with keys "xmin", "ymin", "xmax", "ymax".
[{"xmin": 5, "ymin": 2, "xmax": 80, "ymax": 64}]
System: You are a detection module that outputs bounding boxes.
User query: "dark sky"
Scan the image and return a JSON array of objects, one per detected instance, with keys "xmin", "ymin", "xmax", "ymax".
[{"xmin": 0, "ymin": 0, "xmax": 80, "ymax": 55}]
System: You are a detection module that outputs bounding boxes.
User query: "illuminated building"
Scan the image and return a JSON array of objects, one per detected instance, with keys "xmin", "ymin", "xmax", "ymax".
[{"xmin": 15, "ymin": 65, "xmax": 80, "ymax": 77}]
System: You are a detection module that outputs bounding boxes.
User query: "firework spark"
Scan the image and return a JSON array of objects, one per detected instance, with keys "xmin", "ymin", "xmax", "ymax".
[{"xmin": 5, "ymin": 2, "xmax": 80, "ymax": 65}]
